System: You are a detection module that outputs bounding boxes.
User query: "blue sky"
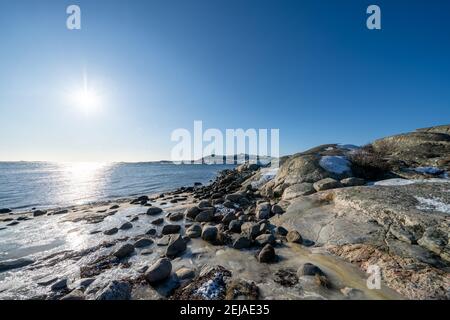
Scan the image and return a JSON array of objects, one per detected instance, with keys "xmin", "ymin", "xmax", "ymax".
[{"xmin": 0, "ymin": 0, "xmax": 449, "ymax": 162}]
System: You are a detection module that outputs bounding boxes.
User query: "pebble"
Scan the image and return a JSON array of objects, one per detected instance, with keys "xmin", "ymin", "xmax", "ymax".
[{"xmin": 113, "ymin": 244, "xmax": 135, "ymax": 259}]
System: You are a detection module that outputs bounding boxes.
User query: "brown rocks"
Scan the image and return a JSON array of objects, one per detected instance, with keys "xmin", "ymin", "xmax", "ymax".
[
  {"xmin": 197, "ymin": 200, "xmax": 212, "ymax": 209},
  {"xmin": 184, "ymin": 206, "xmax": 200, "ymax": 220},
  {"xmin": 201, "ymin": 225, "xmax": 218, "ymax": 242},
  {"xmin": 228, "ymin": 220, "xmax": 243, "ymax": 233},
  {"xmin": 225, "ymin": 192, "xmax": 246, "ymax": 204},
  {"xmin": 282, "ymin": 183, "xmax": 316, "ymax": 200},
  {"xmin": 146, "ymin": 207, "xmax": 163, "ymax": 215},
  {"xmin": 255, "ymin": 233, "xmax": 276, "ymax": 246},
  {"xmin": 233, "ymin": 236, "xmax": 252, "ymax": 249},
  {"xmin": 134, "ymin": 237, "xmax": 154, "ymax": 248},
  {"xmin": 255, "ymin": 202, "xmax": 271, "ymax": 220},
  {"xmin": 103, "ymin": 227, "xmax": 118, "ymax": 235},
  {"xmin": 241, "ymin": 222, "xmax": 261, "ymax": 239},
  {"xmin": 340, "ymin": 177, "xmax": 365, "ymax": 187},
  {"xmin": 113, "ymin": 244, "xmax": 135, "ymax": 259},
  {"xmin": 258, "ymin": 244, "xmax": 276, "ymax": 263},
  {"xmin": 313, "ymin": 178, "xmax": 342, "ymax": 191},
  {"xmin": 185, "ymin": 224, "xmax": 202, "ymax": 238},
  {"xmin": 275, "ymin": 226, "xmax": 288, "ymax": 236},
  {"xmin": 151, "ymin": 217, "xmax": 164, "ymax": 225},
  {"xmin": 119, "ymin": 222, "xmax": 133, "ymax": 230},
  {"xmin": 161, "ymin": 224, "xmax": 181, "ymax": 235},
  {"xmin": 176, "ymin": 267, "xmax": 195, "ymax": 281},
  {"xmin": 271, "ymin": 204, "xmax": 284, "ymax": 215},
  {"xmin": 145, "ymin": 258, "xmax": 172, "ymax": 283},
  {"xmin": 286, "ymin": 230, "xmax": 303, "ymax": 244},
  {"xmin": 33, "ymin": 210, "xmax": 47, "ymax": 217},
  {"xmin": 168, "ymin": 212, "xmax": 184, "ymax": 221},
  {"xmin": 95, "ymin": 281, "xmax": 131, "ymax": 300},
  {"xmin": 221, "ymin": 212, "xmax": 236, "ymax": 224},
  {"xmin": 297, "ymin": 263, "xmax": 324, "ymax": 276},
  {"xmin": 166, "ymin": 234, "xmax": 187, "ymax": 258},
  {"xmin": 195, "ymin": 209, "xmax": 214, "ymax": 222}
]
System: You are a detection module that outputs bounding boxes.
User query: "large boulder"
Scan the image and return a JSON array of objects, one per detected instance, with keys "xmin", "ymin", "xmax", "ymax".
[
  {"xmin": 260, "ymin": 145, "xmax": 352, "ymax": 198},
  {"xmin": 166, "ymin": 234, "xmax": 187, "ymax": 258},
  {"xmin": 145, "ymin": 258, "xmax": 172, "ymax": 283}
]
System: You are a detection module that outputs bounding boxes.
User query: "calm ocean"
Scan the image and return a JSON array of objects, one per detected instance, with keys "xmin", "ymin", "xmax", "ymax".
[{"xmin": 0, "ymin": 162, "xmax": 234, "ymax": 211}]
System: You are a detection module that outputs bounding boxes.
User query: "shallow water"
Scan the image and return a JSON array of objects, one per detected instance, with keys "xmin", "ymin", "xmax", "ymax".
[
  {"xmin": 0, "ymin": 197, "xmax": 402, "ymax": 300},
  {"xmin": 0, "ymin": 162, "xmax": 234, "ymax": 211}
]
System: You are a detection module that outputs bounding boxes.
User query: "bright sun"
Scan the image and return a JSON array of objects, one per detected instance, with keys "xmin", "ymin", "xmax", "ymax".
[
  {"xmin": 69, "ymin": 71, "xmax": 103, "ymax": 115},
  {"xmin": 71, "ymin": 88, "xmax": 101, "ymax": 114}
]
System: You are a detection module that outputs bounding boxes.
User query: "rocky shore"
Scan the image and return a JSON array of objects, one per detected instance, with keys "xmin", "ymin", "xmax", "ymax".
[{"xmin": 0, "ymin": 124, "xmax": 449, "ymax": 300}]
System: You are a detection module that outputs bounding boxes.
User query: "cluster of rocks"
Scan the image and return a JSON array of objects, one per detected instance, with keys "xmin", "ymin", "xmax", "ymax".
[
  {"xmin": 58, "ymin": 163, "xmax": 327, "ymax": 300},
  {"xmin": 3, "ymin": 124, "xmax": 449, "ymax": 301}
]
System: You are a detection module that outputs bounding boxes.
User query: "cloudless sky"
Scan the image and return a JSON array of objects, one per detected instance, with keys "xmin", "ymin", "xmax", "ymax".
[{"xmin": 0, "ymin": 0, "xmax": 449, "ymax": 162}]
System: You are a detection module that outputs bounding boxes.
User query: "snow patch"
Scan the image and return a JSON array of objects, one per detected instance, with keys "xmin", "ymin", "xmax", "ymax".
[
  {"xmin": 415, "ymin": 196, "xmax": 450, "ymax": 214},
  {"xmin": 195, "ymin": 272, "xmax": 226, "ymax": 300},
  {"xmin": 373, "ymin": 179, "xmax": 415, "ymax": 186},
  {"xmin": 319, "ymin": 156, "xmax": 351, "ymax": 174},
  {"xmin": 373, "ymin": 178, "xmax": 450, "ymax": 186},
  {"xmin": 251, "ymin": 167, "xmax": 278, "ymax": 189}
]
